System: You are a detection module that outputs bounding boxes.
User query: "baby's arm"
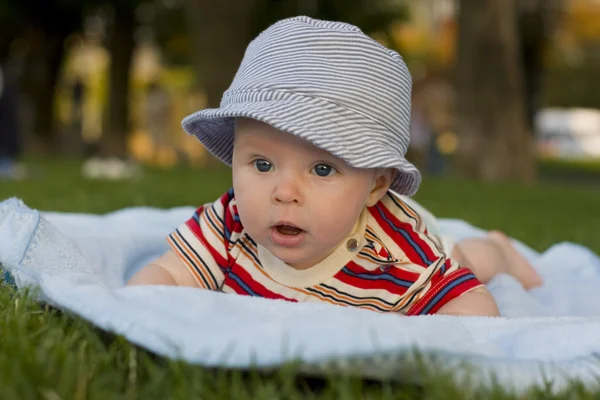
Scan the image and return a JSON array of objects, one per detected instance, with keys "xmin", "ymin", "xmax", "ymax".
[
  {"xmin": 436, "ymin": 286, "xmax": 500, "ymax": 316},
  {"xmin": 127, "ymin": 250, "xmax": 199, "ymax": 287},
  {"xmin": 127, "ymin": 192, "xmax": 237, "ymax": 288}
]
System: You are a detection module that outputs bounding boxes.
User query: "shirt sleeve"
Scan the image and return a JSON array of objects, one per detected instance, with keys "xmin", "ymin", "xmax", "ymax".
[
  {"xmin": 166, "ymin": 190, "xmax": 237, "ymax": 290},
  {"xmin": 399, "ymin": 218, "xmax": 483, "ymax": 316},
  {"xmin": 405, "ymin": 256, "xmax": 483, "ymax": 315}
]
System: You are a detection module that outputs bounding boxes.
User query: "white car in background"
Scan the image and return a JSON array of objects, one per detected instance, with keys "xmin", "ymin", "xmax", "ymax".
[{"xmin": 535, "ymin": 108, "xmax": 600, "ymax": 160}]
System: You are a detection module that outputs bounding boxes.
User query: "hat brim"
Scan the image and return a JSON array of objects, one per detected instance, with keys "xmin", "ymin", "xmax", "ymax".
[{"xmin": 182, "ymin": 97, "xmax": 421, "ymax": 196}]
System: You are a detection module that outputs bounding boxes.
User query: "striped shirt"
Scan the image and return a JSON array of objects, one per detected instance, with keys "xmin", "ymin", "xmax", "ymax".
[{"xmin": 167, "ymin": 189, "xmax": 482, "ymax": 315}]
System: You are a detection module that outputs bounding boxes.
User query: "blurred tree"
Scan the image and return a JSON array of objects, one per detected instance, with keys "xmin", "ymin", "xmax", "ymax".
[
  {"xmin": 398, "ymin": 1, "xmax": 561, "ymax": 132},
  {"xmin": 0, "ymin": 2, "xmax": 22, "ymax": 160},
  {"xmin": 542, "ymin": 0, "xmax": 600, "ymax": 109},
  {"xmin": 517, "ymin": 0, "xmax": 563, "ymax": 129},
  {"xmin": 153, "ymin": 2, "xmax": 191, "ymax": 66},
  {"xmin": 101, "ymin": 1, "xmax": 139, "ymax": 158},
  {"xmin": 184, "ymin": 0, "xmax": 406, "ymax": 108},
  {"xmin": 1, "ymin": 0, "xmax": 141, "ymax": 157},
  {"xmin": 183, "ymin": 0, "xmax": 260, "ymax": 108},
  {"xmin": 12, "ymin": 0, "xmax": 84, "ymax": 153},
  {"xmin": 561, "ymin": 0, "xmax": 600, "ymax": 40},
  {"xmin": 253, "ymin": 0, "xmax": 406, "ymax": 35},
  {"xmin": 0, "ymin": 2, "xmax": 21, "ymax": 62},
  {"xmin": 455, "ymin": 0, "xmax": 535, "ymax": 182}
]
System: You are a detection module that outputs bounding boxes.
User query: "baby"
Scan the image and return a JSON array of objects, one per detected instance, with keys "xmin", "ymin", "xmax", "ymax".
[{"xmin": 128, "ymin": 16, "xmax": 541, "ymax": 316}]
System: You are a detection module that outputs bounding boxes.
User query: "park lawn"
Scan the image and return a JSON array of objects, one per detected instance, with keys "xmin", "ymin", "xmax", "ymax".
[{"xmin": 1, "ymin": 158, "xmax": 599, "ymax": 399}]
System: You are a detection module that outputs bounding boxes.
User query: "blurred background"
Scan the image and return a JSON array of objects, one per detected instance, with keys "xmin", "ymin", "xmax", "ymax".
[{"xmin": 0, "ymin": 0, "xmax": 599, "ymax": 183}]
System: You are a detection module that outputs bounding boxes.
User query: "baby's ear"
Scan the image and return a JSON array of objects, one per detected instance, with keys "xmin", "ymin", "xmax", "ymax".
[{"xmin": 366, "ymin": 168, "xmax": 394, "ymax": 207}]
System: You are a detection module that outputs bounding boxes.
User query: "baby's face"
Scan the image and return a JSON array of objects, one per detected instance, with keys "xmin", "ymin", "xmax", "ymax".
[{"xmin": 232, "ymin": 118, "xmax": 386, "ymax": 270}]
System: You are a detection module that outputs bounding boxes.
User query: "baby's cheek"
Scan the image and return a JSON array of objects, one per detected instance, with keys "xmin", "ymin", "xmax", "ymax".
[
  {"xmin": 236, "ymin": 206, "xmax": 264, "ymax": 245},
  {"xmin": 312, "ymin": 205, "xmax": 355, "ymax": 238},
  {"xmin": 234, "ymin": 192, "xmax": 261, "ymax": 229}
]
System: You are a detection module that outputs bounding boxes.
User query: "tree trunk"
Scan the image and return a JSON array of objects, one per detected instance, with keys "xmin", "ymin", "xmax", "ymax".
[
  {"xmin": 517, "ymin": 0, "xmax": 563, "ymax": 129},
  {"xmin": 102, "ymin": 5, "xmax": 136, "ymax": 158},
  {"xmin": 184, "ymin": 0, "xmax": 258, "ymax": 108},
  {"xmin": 455, "ymin": 0, "xmax": 535, "ymax": 182},
  {"xmin": 22, "ymin": 26, "xmax": 68, "ymax": 154}
]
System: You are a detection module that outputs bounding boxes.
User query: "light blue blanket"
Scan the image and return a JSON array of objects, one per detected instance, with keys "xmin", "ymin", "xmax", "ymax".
[{"xmin": 1, "ymin": 197, "xmax": 600, "ymax": 394}]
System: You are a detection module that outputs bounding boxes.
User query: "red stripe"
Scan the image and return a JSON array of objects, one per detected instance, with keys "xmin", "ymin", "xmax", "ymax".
[
  {"xmin": 223, "ymin": 273, "xmax": 249, "ymax": 295},
  {"xmin": 348, "ymin": 260, "xmax": 421, "ymax": 285},
  {"xmin": 406, "ymin": 268, "xmax": 481, "ymax": 315},
  {"xmin": 224, "ymin": 203, "xmax": 237, "ymax": 236},
  {"xmin": 426, "ymin": 278, "xmax": 480, "ymax": 315},
  {"xmin": 231, "ymin": 204, "xmax": 244, "ymax": 234},
  {"xmin": 441, "ymin": 258, "xmax": 453, "ymax": 277},
  {"xmin": 193, "ymin": 205, "xmax": 205, "ymax": 218},
  {"xmin": 380, "ymin": 201, "xmax": 438, "ymax": 263},
  {"xmin": 185, "ymin": 212, "xmax": 229, "ymax": 268},
  {"xmin": 380, "ymin": 203, "xmax": 439, "ymax": 267},
  {"xmin": 334, "ymin": 269, "xmax": 401, "ymax": 294},
  {"xmin": 333, "ymin": 261, "xmax": 413, "ymax": 296},
  {"xmin": 219, "ymin": 191, "xmax": 230, "ymax": 207},
  {"xmin": 228, "ymin": 262, "xmax": 296, "ymax": 302},
  {"xmin": 383, "ymin": 263, "xmax": 422, "ymax": 283},
  {"xmin": 368, "ymin": 204, "xmax": 437, "ymax": 267}
]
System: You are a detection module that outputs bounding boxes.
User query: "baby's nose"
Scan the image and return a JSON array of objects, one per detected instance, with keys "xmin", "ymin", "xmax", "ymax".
[{"xmin": 272, "ymin": 176, "xmax": 302, "ymax": 204}]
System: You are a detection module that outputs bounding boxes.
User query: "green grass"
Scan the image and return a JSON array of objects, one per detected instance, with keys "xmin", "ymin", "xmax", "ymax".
[
  {"xmin": 1, "ymin": 158, "xmax": 600, "ymax": 399},
  {"xmin": 538, "ymin": 158, "xmax": 600, "ymax": 184}
]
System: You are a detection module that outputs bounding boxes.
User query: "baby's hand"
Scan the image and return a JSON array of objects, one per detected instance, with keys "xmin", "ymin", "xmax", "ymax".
[
  {"xmin": 127, "ymin": 250, "xmax": 199, "ymax": 287},
  {"xmin": 436, "ymin": 286, "xmax": 500, "ymax": 317}
]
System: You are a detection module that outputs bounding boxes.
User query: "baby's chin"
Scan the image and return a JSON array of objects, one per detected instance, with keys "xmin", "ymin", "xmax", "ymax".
[{"xmin": 262, "ymin": 243, "xmax": 324, "ymax": 270}]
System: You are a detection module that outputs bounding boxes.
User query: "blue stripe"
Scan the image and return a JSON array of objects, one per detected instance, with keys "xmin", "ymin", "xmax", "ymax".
[
  {"xmin": 306, "ymin": 287, "xmax": 386, "ymax": 312},
  {"xmin": 209, "ymin": 203, "xmax": 231, "ymax": 242},
  {"xmin": 320, "ymin": 283, "xmax": 395, "ymax": 307},
  {"xmin": 420, "ymin": 273, "xmax": 477, "ymax": 315},
  {"xmin": 228, "ymin": 272, "xmax": 259, "ymax": 296},
  {"xmin": 193, "ymin": 210, "xmax": 201, "ymax": 224},
  {"xmin": 245, "ymin": 234, "xmax": 257, "ymax": 247},
  {"xmin": 358, "ymin": 252, "xmax": 393, "ymax": 264},
  {"xmin": 341, "ymin": 267, "xmax": 413, "ymax": 288},
  {"xmin": 176, "ymin": 230, "xmax": 223, "ymax": 286},
  {"xmin": 440, "ymin": 259, "xmax": 447, "ymax": 275},
  {"xmin": 388, "ymin": 193, "xmax": 419, "ymax": 224},
  {"xmin": 376, "ymin": 205, "xmax": 432, "ymax": 265},
  {"xmin": 238, "ymin": 237, "xmax": 262, "ymax": 266},
  {"xmin": 203, "ymin": 206, "xmax": 235, "ymax": 245}
]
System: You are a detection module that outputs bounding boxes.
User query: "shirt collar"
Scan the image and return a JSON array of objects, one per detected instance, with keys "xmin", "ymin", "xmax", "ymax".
[{"xmin": 256, "ymin": 205, "xmax": 400, "ymax": 287}]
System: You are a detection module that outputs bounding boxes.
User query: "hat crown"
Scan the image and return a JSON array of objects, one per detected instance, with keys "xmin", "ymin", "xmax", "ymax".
[{"xmin": 222, "ymin": 16, "xmax": 413, "ymax": 155}]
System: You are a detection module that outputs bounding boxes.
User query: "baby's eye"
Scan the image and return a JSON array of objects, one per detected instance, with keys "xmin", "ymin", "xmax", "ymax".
[
  {"xmin": 253, "ymin": 159, "xmax": 273, "ymax": 172},
  {"xmin": 312, "ymin": 163, "xmax": 337, "ymax": 177}
]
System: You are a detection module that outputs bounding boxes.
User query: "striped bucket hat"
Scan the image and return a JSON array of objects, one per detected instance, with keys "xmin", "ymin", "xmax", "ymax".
[{"xmin": 182, "ymin": 16, "xmax": 421, "ymax": 196}]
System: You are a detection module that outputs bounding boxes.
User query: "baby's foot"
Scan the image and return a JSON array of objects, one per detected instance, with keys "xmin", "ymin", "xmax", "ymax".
[{"xmin": 487, "ymin": 231, "xmax": 542, "ymax": 289}]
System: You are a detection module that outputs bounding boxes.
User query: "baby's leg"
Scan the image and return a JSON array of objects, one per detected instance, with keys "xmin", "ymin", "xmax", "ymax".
[
  {"xmin": 450, "ymin": 238, "xmax": 504, "ymax": 284},
  {"xmin": 486, "ymin": 231, "xmax": 542, "ymax": 289},
  {"xmin": 451, "ymin": 231, "xmax": 542, "ymax": 290}
]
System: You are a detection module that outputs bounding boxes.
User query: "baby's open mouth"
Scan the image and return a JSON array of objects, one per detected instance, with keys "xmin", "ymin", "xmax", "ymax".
[{"xmin": 275, "ymin": 225, "xmax": 303, "ymax": 236}]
